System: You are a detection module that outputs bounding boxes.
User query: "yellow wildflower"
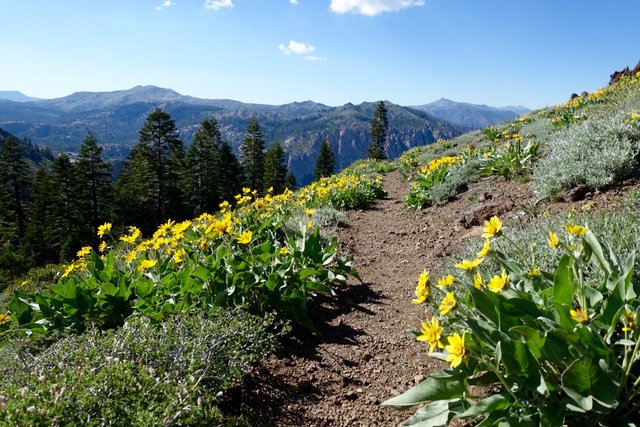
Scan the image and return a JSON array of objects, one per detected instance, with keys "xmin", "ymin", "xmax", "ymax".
[
  {"xmin": 473, "ymin": 271, "xmax": 484, "ymax": 289},
  {"xmin": 173, "ymin": 248, "xmax": 186, "ymax": 263},
  {"xmin": 411, "ymin": 270, "xmax": 430, "ymax": 304},
  {"xmin": 305, "ymin": 209, "xmax": 315, "ymax": 216},
  {"xmin": 439, "ymin": 292, "xmax": 457, "ymax": 316},
  {"xmin": 124, "ymin": 250, "xmax": 137, "ymax": 264},
  {"xmin": 280, "ymin": 246, "xmax": 289, "ymax": 256},
  {"xmin": 564, "ymin": 224, "xmax": 588, "ymax": 236},
  {"xmin": 477, "ymin": 239, "xmax": 491, "ymax": 258},
  {"xmin": 445, "ymin": 333, "xmax": 466, "ymax": 368},
  {"xmin": 62, "ymin": 263, "xmax": 76, "ymax": 278},
  {"xmin": 253, "ymin": 199, "xmax": 265, "ymax": 210},
  {"xmin": 487, "ymin": 269, "xmax": 508, "ymax": 293},
  {"xmin": 76, "ymin": 246, "xmax": 92, "ymax": 258},
  {"xmin": 97, "ymin": 222, "xmax": 112, "ymax": 238},
  {"xmin": 570, "ymin": 307, "xmax": 589, "ymax": 324},
  {"xmin": 417, "ymin": 317, "xmax": 444, "ymax": 355},
  {"xmin": 237, "ymin": 230, "xmax": 253, "ymax": 245},
  {"xmin": 548, "ymin": 231, "xmax": 560, "ymax": 249},
  {"xmin": 0, "ymin": 313, "xmax": 10, "ymax": 325},
  {"xmin": 172, "ymin": 220, "xmax": 192, "ymax": 235},
  {"xmin": 99, "ymin": 241, "xmax": 107, "ymax": 252},
  {"xmin": 482, "ymin": 216, "xmax": 503, "ymax": 238},
  {"xmin": 622, "ymin": 310, "xmax": 636, "ymax": 332},
  {"xmin": 528, "ymin": 267, "xmax": 541, "ymax": 278},
  {"xmin": 120, "ymin": 226, "xmax": 141, "ymax": 244},
  {"xmin": 306, "ymin": 221, "xmax": 313, "ymax": 229},
  {"xmin": 138, "ymin": 259, "xmax": 157, "ymax": 272},
  {"xmin": 437, "ymin": 274, "xmax": 454, "ymax": 287},
  {"xmin": 455, "ymin": 258, "xmax": 483, "ymax": 270},
  {"xmin": 219, "ymin": 201, "xmax": 230, "ymax": 212}
]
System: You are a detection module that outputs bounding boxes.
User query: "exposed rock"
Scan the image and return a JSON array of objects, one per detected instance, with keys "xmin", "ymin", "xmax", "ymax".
[
  {"xmin": 459, "ymin": 195, "xmax": 515, "ymax": 228},
  {"xmin": 609, "ymin": 60, "xmax": 640, "ymax": 86}
]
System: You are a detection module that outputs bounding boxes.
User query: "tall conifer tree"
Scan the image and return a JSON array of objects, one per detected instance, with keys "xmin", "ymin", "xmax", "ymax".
[
  {"xmin": 240, "ymin": 117, "xmax": 266, "ymax": 193},
  {"xmin": 368, "ymin": 101, "xmax": 389, "ymax": 160},
  {"xmin": 0, "ymin": 137, "xmax": 31, "ymax": 239},
  {"xmin": 263, "ymin": 140, "xmax": 288, "ymax": 195},
  {"xmin": 314, "ymin": 139, "xmax": 335, "ymax": 180},
  {"xmin": 76, "ymin": 131, "xmax": 112, "ymax": 245}
]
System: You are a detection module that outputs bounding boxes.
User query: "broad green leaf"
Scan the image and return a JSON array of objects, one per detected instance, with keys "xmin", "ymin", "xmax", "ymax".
[
  {"xmin": 561, "ymin": 355, "xmax": 618, "ymax": 411},
  {"xmin": 510, "ymin": 326, "xmax": 545, "ymax": 359},
  {"xmin": 300, "ymin": 269, "xmax": 321, "ymax": 280},
  {"xmin": 552, "ymin": 255, "xmax": 575, "ymax": 307},
  {"xmin": 400, "ymin": 399, "xmax": 466, "ymax": 427},
  {"xmin": 457, "ymin": 394, "xmax": 509, "ymax": 419},
  {"xmin": 382, "ymin": 370, "xmax": 467, "ymax": 408}
]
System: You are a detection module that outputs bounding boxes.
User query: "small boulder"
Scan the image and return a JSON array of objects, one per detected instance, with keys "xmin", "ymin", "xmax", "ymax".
[{"xmin": 460, "ymin": 195, "xmax": 514, "ymax": 228}]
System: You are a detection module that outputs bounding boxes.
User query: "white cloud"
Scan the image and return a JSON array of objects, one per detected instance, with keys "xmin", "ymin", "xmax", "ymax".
[
  {"xmin": 306, "ymin": 55, "xmax": 327, "ymax": 62},
  {"xmin": 289, "ymin": 0, "xmax": 298, "ymax": 5},
  {"xmin": 329, "ymin": 0, "xmax": 424, "ymax": 16},
  {"xmin": 204, "ymin": 0, "xmax": 233, "ymax": 10},
  {"xmin": 278, "ymin": 40, "xmax": 316, "ymax": 55},
  {"xmin": 155, "ymin": 0, "xmax": 175, "ymax": 10}
]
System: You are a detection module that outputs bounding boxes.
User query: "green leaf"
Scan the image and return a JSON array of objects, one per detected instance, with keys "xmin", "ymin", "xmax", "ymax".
[
  {"xmin": 510, "ymin": 326, "xmax": 545, "ymax": 359},
  {"xmin": 552, "ymin": 255, "xmax": 576, "ymax": 306},
  {"xmin": 300, "ymin": 269, "xmax": 321, "ymax": 280},
  {"xmin": 457, "ymin": 394, "xmax": 509, "ymax": 419},
  {"xmin": 561, "ymin": 355, "xmax": 619, "ymax": 411},
  {"xmin": 400, "ymin": 399, "xmax": 467, "ymax": 427},
  {"xmin": 382, "ymin": 370, "xmax": 467, "ymax": 408}
]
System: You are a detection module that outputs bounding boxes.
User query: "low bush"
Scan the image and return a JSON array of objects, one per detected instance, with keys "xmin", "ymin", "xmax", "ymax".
[
  {"xmin": 533, "ymin": 113, "xmax": 640, "ymax": 199},
  {"xmin": 0, "ymin": 309, "xmax": 281, "ymax": 426}
]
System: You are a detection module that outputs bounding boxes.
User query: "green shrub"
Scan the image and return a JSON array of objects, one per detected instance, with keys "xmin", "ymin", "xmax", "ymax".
[
  {"xmin": 387, "ymin": 217, "xmax": 640, "ymax": 425},
  {"xmin": 533, "ymin": 114, "xmax": 640, "ymax": 199},
  {"xmin": 0, "ymin": 309, "xmax": 280, "ymax": 426}
]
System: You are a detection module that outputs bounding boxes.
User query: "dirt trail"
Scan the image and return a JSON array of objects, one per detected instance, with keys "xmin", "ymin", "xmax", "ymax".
[{"xmin": 234, "ymin": 170, "xmax": 537, "ymax": 426}]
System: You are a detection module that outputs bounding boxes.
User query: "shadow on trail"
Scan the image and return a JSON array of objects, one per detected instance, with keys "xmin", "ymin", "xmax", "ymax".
[{"xmin": 221, "ymin": 281, "xmax": 386, "ymax": 426}]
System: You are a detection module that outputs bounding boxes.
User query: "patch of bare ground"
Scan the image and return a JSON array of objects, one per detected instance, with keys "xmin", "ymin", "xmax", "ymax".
[{"xmin": 225, "ymin": 171, "xmax": 637, "ymax": 426}]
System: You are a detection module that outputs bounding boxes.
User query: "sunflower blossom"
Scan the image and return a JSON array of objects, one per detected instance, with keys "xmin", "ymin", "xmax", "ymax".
[
  {"xmin": 412, "ymin": 269, "xmax": 430, "ymax": 304},
  {"xmin": 439, "ymin": 292, "xmax": 457, "ymax": 316},
  {"xmin": 473, "ymin": 271, "xmax": 484, "ymax": 289},
  {"xmin": 487, "ymin": 269, "xmax": 508, "ymax": 293},
  {"xmin": 0, "ymin": 313, "xmax": 10, "ymax": 325},
  {"xmin": 417, "ymin": 317, "xmax": 444, "ymax": 354},
  {"xmin": 437, "ymin": 274, "xmax": 454, "ymax": 287},
  {"xmin": 97, "ymin": 222, "xmax": 112, "ymax": 238},
  {"xmin": 237, "ymin": 230, "xmax": 253, "ymax": 245},
  {"xmin": 482, "ymin": 216, "xmax": 503, "ymax": 238},
  {"xmin": 477, "ymin": 239, "xmax": 491, "ymax": 258},
  {"xmin": 455, "ymin": 258, "xmax": 484, "ymax": 270},
  {"xmin": 564, "ymin": 224, "xmax": 588, "ymax": 236},
  {"xmin": 570, "ymin": 307, "xmax": 589, "ymax": 324},
  {"xmin": 445, "ymin": 333, "xmax": 466, "ymax": 368},
  {"xmin": 138, "ymin": 259, "xmax": 157, "ymax": 272},
  {"xmin": 548, "ymin": 231, "xmax": 560, "ymax": 249}
]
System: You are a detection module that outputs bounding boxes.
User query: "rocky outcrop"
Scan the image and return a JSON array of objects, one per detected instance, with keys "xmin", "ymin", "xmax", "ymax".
[{"xmin": 609, "ymin": 60, "xmax": 640, "ymax": 86}]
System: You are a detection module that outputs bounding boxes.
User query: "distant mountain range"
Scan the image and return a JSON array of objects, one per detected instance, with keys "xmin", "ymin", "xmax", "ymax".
[
  {"xmin": 0, "ymin": 86, "xmax": 529, "ymax": 184},
  {"xmin": 411, "ymin": 98, "xmax": 530, "ymax": 129}
]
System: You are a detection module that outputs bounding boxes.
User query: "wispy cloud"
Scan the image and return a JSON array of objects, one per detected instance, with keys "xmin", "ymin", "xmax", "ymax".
[
  {"xmin": 155, "ymin": 0, "xmax": 175, "ymax": 10},
  {"xmin": 204, "ymin": 0, "xmax": 233, "ymax": 10},
  {"xmin": 279, "ymin": 40, "xmax": 315, "ymax": 55},
  {"xmin": 289, "ymin": 0, "xmax": 299, "ymax": 5},
  {"xmin": 329, "ymin": 0, "xmax": 425, "ymax": 16},
  {"xmin": 279, "ymin": 41, "xmax": 326, "ymax": 62}
]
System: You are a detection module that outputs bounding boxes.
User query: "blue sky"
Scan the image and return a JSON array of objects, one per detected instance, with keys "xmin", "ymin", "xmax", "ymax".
[{"xmin": 0, "ymin": 0, "xmax": 638, "ymax": 109}]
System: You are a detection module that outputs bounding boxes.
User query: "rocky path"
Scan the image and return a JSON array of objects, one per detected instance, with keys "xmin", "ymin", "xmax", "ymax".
[{"xmin": 235, "ymin": 170, "xmax": 511, "ymax": 426}]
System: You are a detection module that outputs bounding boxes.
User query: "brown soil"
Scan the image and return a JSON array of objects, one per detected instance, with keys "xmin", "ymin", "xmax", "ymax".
[{"xmin": 228, "ymin": 171, "xmax": 636, "ymax": 426}]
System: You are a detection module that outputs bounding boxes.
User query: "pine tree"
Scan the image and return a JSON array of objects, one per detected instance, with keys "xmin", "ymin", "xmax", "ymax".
[
  {"xmin": 263, "ymin": 140, "xmax": 288, "ymax": 195},
  {"xmin": 185, "ymin": 118, "xmax": 224, "ymax": 215},
  {"xmin": 22, "ymin": 167, "xmax": 59, "ymax": 265},
  {"xmin": 117, "ymin": 108, "xmax": 185, "ymax": 232},
  {"xmin": 0, "ymin": 137, "xmax": 31, "ymax": 239},
  {"xmin": 240, "ymin": 117, "xmax": 266, "ymax": 193},
  {"xmin": 285, "ymin": 172, "xmax": 297, "ymax": 191},
  {"xmin": 75, "ymin": 131, "xmax": 112, "ymax": 246},
  {"xmin": 218, "ymin": 141, "xmax": 244, "ymax": 203},
  {"xmin": 368, "ymin": 101, "xmax": 389, "ymax": 160},
  {"xmin": 314, "ymin": 139, "xmax": 335, "ymax": 180},
  {"xmin": 51, "ymin": 154, "xmax": 82, "ymax": 260}
]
